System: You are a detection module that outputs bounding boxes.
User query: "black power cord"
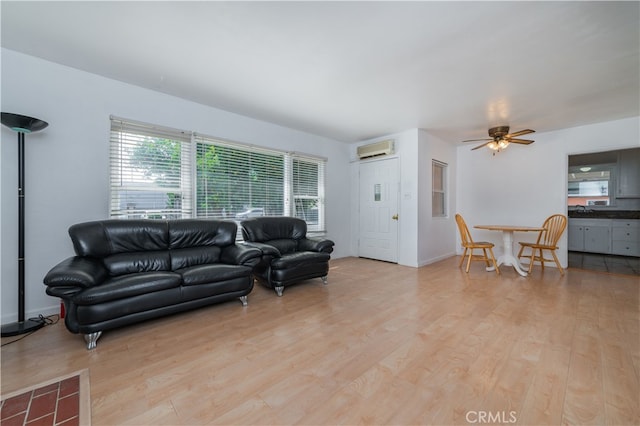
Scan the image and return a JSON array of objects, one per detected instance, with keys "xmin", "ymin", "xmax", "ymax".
[{"xmin": 1, "ymin": 314, "xmax": 60, "ymax": 346}]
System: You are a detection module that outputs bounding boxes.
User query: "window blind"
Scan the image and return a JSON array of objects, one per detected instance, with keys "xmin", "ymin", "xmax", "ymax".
[
  {"xmin": 109, "ymin": 118, "xmax": 192, "ymax": 219},
  {"xmin": 291, "ymin": 154, "xmax": 326, "ymax": 232},
  {"xmin": 194, "ymin": 135, "xmax": 285, "ymax": 219}
]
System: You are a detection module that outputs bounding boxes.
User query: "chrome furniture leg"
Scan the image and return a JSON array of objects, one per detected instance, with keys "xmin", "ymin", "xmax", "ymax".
[
  {"xmin": 321, "ymin": 275, "xmax": 328, "ymax": 285},
  {"xmin": 274, "ymin": 286, "xmax": 284, "ymax": 297},
  {"xmin": 239, "ymin": 295, "xmax": 248, "ymax": 306},
  {"xmin": 84, "ymin": 331, "xmax": 102, "ymax": 350}
]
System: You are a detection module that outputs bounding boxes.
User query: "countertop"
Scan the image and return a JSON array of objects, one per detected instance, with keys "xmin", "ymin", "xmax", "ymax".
[{"xmin": 568, "ymin": 210, "xmax": 640, "ymax": 220}]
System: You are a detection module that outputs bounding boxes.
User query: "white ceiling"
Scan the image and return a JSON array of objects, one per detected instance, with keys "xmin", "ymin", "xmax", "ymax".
[{"xmin": 2, "ymin": 1, "xmax": 638, "ymax": 143}]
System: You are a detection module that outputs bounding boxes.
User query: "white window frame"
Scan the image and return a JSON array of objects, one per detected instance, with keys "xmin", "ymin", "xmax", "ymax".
[{"xmin": 432, "ymin": 159, "xmax": 447, "ymax": 218}]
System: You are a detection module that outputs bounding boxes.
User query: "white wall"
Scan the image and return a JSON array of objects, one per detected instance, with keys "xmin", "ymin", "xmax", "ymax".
[
  {"xmin": 418, "ymin": 129, "xmax": 457, "ymax": 266},
  {"xmin": 455, "ymin": 116, "xmax": 640, "ymax": 269},
  {"xmin": 1, "ymin": 48, "xmax": 351, "ymax": 323}
]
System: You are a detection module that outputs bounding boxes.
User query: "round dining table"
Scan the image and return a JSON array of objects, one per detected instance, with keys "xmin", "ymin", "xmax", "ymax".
[{"xmin": 474, "ymin": 225, "xmax": 544, "ymax": 276}]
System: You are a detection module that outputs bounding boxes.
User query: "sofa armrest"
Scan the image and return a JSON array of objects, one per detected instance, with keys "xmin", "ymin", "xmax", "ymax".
[
  {"xmin": 242, "ymin": 242, "xmax": 281, "ymax": 258},
  {"xmin": 43, "ymin": 256, "xmax": 109, "ymax": 289},
  {"xmin": 299, "ymin": 237, "xmax": 334, "ymax": 254},
  {"xmin": 220, "ymin": 244, "xmax": 263, "ymax": 267},
  {"xmin": 46, "ymin": 285, "xmax": 84, "ymax": 299}
]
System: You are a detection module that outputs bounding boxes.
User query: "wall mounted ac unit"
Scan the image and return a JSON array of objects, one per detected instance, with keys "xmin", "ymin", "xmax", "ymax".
[{"xmin": 357, "ymin": 139, "xmax": 395, "ymax": 160}]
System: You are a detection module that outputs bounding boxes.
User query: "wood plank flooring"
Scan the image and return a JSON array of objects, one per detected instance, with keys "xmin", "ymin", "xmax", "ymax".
[{"xmin": 2, "ymin": 256, "xmax": 638, "ymax": 425}]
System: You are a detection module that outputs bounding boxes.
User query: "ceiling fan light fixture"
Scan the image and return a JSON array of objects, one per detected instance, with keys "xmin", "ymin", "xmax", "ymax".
[{"xmin": 463, "ymin": 126, "xmax": 535, "ymax": 153}]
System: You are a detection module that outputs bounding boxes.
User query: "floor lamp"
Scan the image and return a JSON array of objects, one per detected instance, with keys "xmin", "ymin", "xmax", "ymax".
[{"xmin": 1, "ymin": 112, "xmax": 49, "ymax": 337}]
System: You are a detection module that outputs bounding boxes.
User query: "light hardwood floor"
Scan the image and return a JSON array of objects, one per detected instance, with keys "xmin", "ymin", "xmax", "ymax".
[{"xmin": 2, "ymin": 256, "xmax": 638, "ymax": 425}]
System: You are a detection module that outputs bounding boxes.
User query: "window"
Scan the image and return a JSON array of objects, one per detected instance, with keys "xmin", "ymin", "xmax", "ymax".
[
  {"xmin": 110, "ymin": 117, "xmax": 326, "ymax": 232},
  {"xmin": 109, "ymin": 118, "xmax": 192, "ymax": 219},
  {"xmin": 432, "ymin": 160, "xmax": 447, "ymax": 217},
  {"xmin": 194, "ymin": 135, "xmax": 285, "ymax": 219},
  {"xmin": 291, "ymin": 155, "xmax": 325, "ymax": 232},
  {"xmin": 567, "ymin": 164, "xmax": 613, "ymax": 206}
]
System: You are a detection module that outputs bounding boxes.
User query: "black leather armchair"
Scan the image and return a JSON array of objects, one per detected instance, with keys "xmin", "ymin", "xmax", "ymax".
[
  {"xmin": 240, "ymin": 217, "xmax": 334, "ymax": 296},
  {"xmin": 44, "ymin": 219, "xmax": 261, "ymax": 349}
]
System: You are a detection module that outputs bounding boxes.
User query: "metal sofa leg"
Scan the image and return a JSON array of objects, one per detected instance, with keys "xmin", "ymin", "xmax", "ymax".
[
  {"xmin": 239, "ymin": 295, "xmax": 248, "ymax": 306},
  {"xmin": 321, "ymin": 275, "xmax": 328, "ymax": 285},
  {"xmin": 274, "ymin": 286, "xmax": 284, "ymax": 297},
  {"xmin": 84, "ymin": 331, "xmax": 102, "ymax": 350}
]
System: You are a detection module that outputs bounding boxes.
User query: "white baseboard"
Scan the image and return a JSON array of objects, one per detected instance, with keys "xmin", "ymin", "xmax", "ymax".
[{"xmin": 1, "ymin": 304, "xmax": 61, "ymax": 326}]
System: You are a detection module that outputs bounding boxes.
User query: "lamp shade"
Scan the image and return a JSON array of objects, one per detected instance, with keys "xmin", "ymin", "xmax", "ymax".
[{"xmin": 1, "ymin": 112, "xmax": 48, "ymax": 133}]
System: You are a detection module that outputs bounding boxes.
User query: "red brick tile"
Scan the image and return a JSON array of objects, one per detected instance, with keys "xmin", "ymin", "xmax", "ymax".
[
  {"xmin": 2, "ymin": 412, "xmax": 27, "ymax": 426},
  {"xmin": 26, "ymin": 392, "xmax": 57, "ymax": 422},
  {"xmin": 55, "ymin": 394, "xmax": 79, "ymax": 425},
  {"xmin": 2, "ymin": 374, "xmax": 82, "ymax": 426},
  {"xmin": 1, "ymin": 391, "xmax": 32, "ymax": 419},
  {"xmin": 58, "ymin": 377, "xmax": 79, "ymax": 399},
  {"xmin": 33, "ymin": 384, "xmax": 59, "ymax": 398},
  {"xmin": 26, "ymin": 412, "xmax": 54, "ymax": 426},
  {"xmin": 56, "ymin": 415, "xmax": 79, "ymax": 426}
]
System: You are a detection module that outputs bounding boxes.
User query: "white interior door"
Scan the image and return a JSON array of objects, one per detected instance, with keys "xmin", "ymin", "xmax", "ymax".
[{"xmin": 358, "ymin": 158, "xmax": 399, "ymax": 263}]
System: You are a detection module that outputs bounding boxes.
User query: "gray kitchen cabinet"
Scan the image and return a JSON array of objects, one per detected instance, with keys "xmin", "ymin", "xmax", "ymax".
[
  {"xmin": 568, "ymin": 223, "xmax": 585, "ymax": 251},
  {"xmin": 611, "ymin": 220, "xmax": 640, "ymax": 257},
  {"xmin": 568, "ymin": 219, "xmax": 612, "ymax": 254},
  {"xmin": 584, "ymin": 224, "xmax": 611, "ymax": 253},
  {"xmin": 617, "ymin": 148, "xmax": 640, "ymax": 198}
]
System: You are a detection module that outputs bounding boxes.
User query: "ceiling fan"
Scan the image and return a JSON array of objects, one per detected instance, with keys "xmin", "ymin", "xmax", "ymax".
[{"xmin": 463, "ymin": 126, "xmax": 535, "ymax": 152}]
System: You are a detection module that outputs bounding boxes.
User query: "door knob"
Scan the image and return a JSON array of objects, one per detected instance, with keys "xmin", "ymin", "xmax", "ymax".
[{"xmin": 392, "ymin": 214, "xmax": 398, "ymax": 220}]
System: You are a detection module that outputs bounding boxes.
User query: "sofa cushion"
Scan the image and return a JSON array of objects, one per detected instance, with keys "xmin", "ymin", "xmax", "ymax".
[
  {"xmin": 69, "ymin": 220, "xmax": 169, "ymax": 257},
  {"xmin": 103, "ymin": 251, "xmax": 171, "ymax": 275},
  {"xmin": 178, "ymin": 264, "xmax": 252, "ymax": 286},
  {"xmin": 170, "ymin": 247, "xmax": 222, "ymax": 270},
  {"xmin": 72, "ymin": 271, "xmax": 182, "ymax": 305},
  {"xmin": 271, "ymin": 251, "xmax": 331, "ymax": 269},
  {"xmin": 169, "ymin": 219, "xmax": 236, "ymax": 248}
]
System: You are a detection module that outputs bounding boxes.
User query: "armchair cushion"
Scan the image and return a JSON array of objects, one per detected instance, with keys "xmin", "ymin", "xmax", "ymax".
[
  {"xmin": 267, "ymin": 239, "xmax": 298, "ymax": 255},
  {"xmin": 271, "ymin": 251, "xmax": 331, "ymax": 269}
]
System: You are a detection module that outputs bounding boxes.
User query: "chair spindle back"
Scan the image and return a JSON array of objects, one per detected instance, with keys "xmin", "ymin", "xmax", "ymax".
[{"xmin": 537, "ymin": 214, "xmax": 567, "ymax": 247}]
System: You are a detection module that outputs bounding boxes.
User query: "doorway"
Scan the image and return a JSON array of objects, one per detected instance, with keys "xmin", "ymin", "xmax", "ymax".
[{"xmin": 358, "ymin": 158, "xmax": 399, "ymax": 263}]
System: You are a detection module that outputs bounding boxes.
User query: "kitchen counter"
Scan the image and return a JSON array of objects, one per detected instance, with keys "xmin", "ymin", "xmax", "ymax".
[{"xmin": 568, "ymin": 210, "xmax": 640, "ymax": 220}]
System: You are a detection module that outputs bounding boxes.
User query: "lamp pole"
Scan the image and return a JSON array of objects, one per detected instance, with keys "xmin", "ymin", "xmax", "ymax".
[{"xmin": 1, "ymin": 112, "xmax": 49, "ymax": 337}]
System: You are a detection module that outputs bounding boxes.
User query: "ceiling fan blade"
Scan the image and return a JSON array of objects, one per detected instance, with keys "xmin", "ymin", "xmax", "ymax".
[
  {"xmin": 462, "ymin": 138, "xmax": 491, "ymax": 143},
  {"xmin": 471, "ymin": 142, "xmax": 491, "ymax": 150},
  {"xmin": 506, "ymin": 129, "xmax": 535, "ymax": 138},
  {"xmin": 508, "ymin": 139, "xmax": 534, "ymax": 144}
]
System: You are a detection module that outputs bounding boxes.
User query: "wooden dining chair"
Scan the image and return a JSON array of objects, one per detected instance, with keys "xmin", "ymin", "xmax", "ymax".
[
  {"xmin": 455, "ymin": 214, "xmax": 500, "ymax": 275},
  {"xmin": 517, "ymin": 214, "xmax": 567, "ymax": 275}
]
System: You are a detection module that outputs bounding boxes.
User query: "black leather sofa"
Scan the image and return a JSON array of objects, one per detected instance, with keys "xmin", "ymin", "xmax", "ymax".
[
  {"xmin": 240, "ymin": 217, "xmax": 335, "ymax": 296},
  {"xmin": 43, "ymin": 219, "xmax": 262, "ymax": 349}
]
